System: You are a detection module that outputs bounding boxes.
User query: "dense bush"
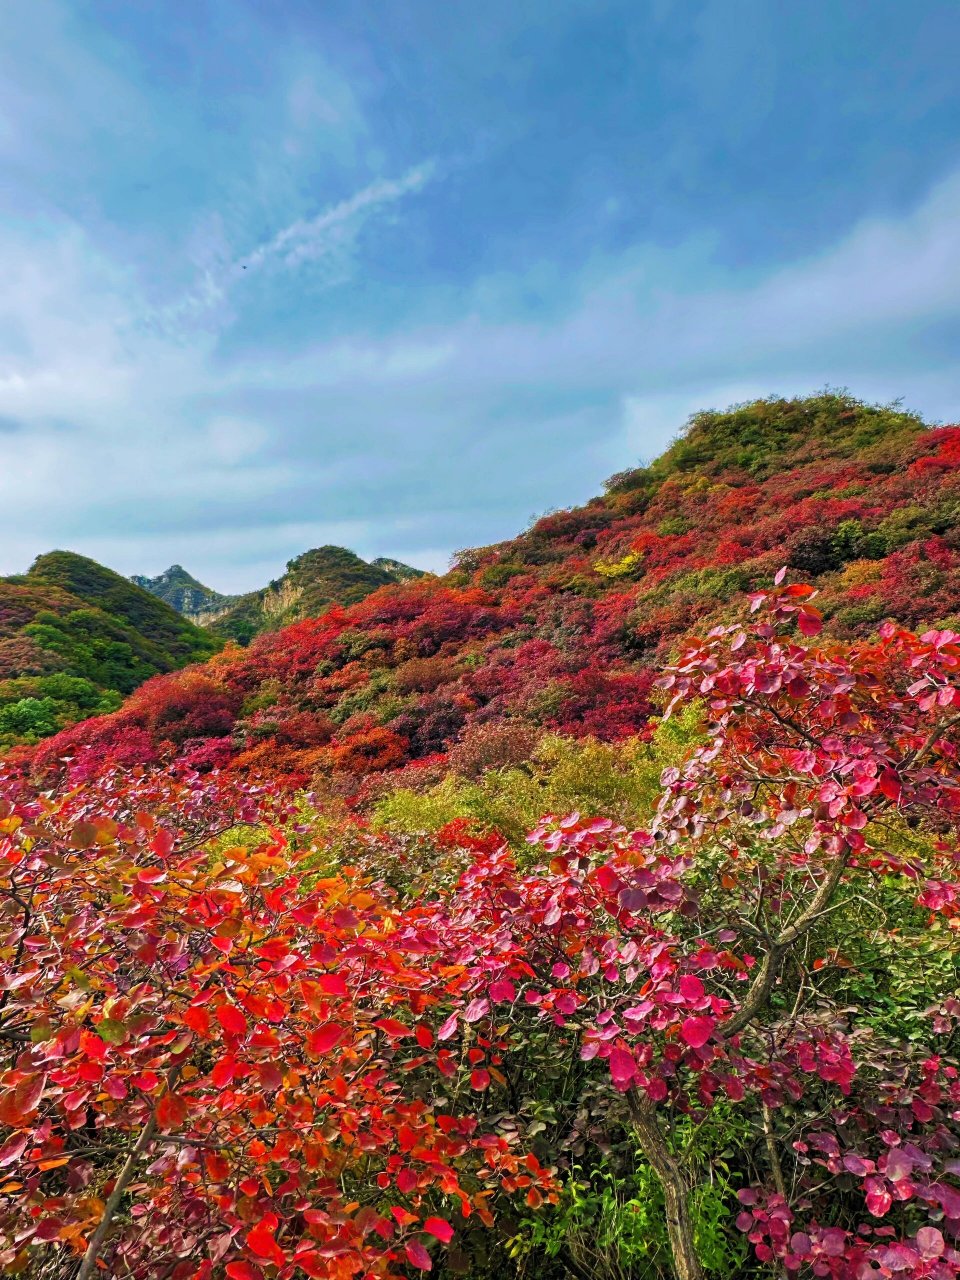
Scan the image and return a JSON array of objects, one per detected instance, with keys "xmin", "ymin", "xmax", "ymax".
[{"xmin": 3, "ymin": 585, "xmax": 960, "ymax": 1279}]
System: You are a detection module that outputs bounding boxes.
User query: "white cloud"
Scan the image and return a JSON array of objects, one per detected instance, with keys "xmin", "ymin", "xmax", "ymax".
[{"xmin": 1, "ymin": 161, "xmax": 959, "ymax": 592}]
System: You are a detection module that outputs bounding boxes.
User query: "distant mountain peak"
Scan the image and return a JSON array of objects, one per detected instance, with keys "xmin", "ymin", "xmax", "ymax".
[
  {"xmin": 133, "ymin": 547, "xmax": 431, "ymax": 643},
  {"xmin": 131, "ymin": 566, "xmax": 238, "ymax": 625},
  {"xmin": 370, "ymin": 557, "xmax": 428, "ymax": 582}
]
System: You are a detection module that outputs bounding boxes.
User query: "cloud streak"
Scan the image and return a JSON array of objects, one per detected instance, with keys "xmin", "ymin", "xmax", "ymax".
[
  {"xmin": 149, "ymin": 161, "xmax": 438, "ymax": 336},
  {"xmin": 244, "ymin": 162, "xmax": 437, "ymax": 273}
]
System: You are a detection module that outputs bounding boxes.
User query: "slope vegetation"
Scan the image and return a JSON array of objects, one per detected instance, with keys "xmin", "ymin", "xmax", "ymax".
[
  {"xmin": 0, "ymin": 551, "xmax": 221, "ymax": 747},
  {"xmin": 206, "ymin": 546, "xmax": 427, "ymax": 644},
  {"xmin": 26, "ymin": 393, "xmax": 960, "ymax": 783}
]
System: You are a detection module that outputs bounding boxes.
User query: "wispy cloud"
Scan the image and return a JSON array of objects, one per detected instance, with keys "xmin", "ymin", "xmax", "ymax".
[
  {"xmin": 244, "ymin": 162, "xmax": 436, "ymax": 272},
  {"xmin": 2, "ymin": 161, "xmax": 959, "ymax": 589},
  {"xmin": 150, "ymin": 162, "xmax": 438, "ymax": 336}
]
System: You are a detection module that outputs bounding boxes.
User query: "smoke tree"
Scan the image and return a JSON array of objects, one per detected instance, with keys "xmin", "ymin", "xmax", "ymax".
[{"xmin": 1, "ymin": 579, "xmax": 959, "ymax": 1278}]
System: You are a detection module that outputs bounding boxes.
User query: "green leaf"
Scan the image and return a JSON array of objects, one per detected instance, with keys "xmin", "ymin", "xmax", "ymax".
[{"xmin": 96, "ymin": 1018, "xmax": 127, "ymax": 1045}]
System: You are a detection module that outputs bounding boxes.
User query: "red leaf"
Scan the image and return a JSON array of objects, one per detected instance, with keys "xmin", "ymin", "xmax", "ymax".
[
  {"xmin": 247, "ymin": 1222, "xmax": 283, "ymax": 1263},
  {"xmin": 317, "ymin": 973, "xmax": 348, "ymax": 996},
  {"xmin": 150, "ymin": 829, "xmax": 175, "ymax": 857},
  {"xmin": 374, "ymin": 1017, "xmax": 411, "ymax": 1038},
  {"xmin": 137, "ymin": 867, "xmax": 167, "ymax": 884},
  {"xmin": 183, "ymin": 1005, "xmax": 211, "ymax": 1036},
  {"xmin": 470, "ymin": 1068, "xmax": 491, "ymax": 1091},
  {"xmin": 226, "ymin": 1263, "xmax": 265, "ymax": 1280},
  {"xmin": 15, "ymin": 1072, "xmax": 46, "ymax": 1117},
  {"xmin": 797, "ymin": 606, "xmax": 822, "ymax": 637},
  {"xmin": 156, "ymin": 1091, "xmax": 188, "ymax": 1130},
  {"xmin": 864, "ymin": 1176, "xmax": 892, "ymax": 1217},
  {"xmin": 878, "ymin": 769, "xmax": 902, "ymax": 802},
  {"xmin": 217, "ymin": 1004, "xmax": 248, "ymax": 1036},
  {"xmin": 308, "ymin": 1023, "xmax": 344, "ymax": 1055},
  {"xmin": 405, "ymin": 1241, "xmax": 433, "ymax": 1271},
  {"xmin": 415, "ymin": 1023, "xmax": 434, "ymax": 1048},
  {"xmin": 423, "ymin": 1218, "xmax": 454, "ymax": 1244},
  {"xmin": 293, "ymin": 1251, "xmax": 328, "ymax": 1278},
  {"xmin": 680, "ymin": 1016, "xmax": 715, "ymax": 1048},
  {"xmin": 211, "ymin": 1057, "xmax": 236, "ymax": 1088}
]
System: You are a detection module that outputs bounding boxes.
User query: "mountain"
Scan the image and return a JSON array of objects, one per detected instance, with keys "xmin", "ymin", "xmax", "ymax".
[
  {"xmin": 204, "ymin": 546, "xmax": 428, "ymax": 644},
  {"xmin": 24, "ymin": 392, "xmax": 960, "ymax": 784},
  {"xmin": 370, "ymin": 557, "xmax": 429, "ymax": 582},
  {"xmin": 134, "ymin": 548, "xmax": 428, "ymax": 644},
  {"xmin": 0, "ymin": 551, "xmax": 221, "ymax": 748},
  {"xmin": 130, "ymin": 565, "xmax": 240, "ymax": 624}
]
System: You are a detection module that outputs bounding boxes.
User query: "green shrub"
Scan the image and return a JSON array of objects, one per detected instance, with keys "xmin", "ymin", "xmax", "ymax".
[{"xmin": 371, "ymin": 706, "xmax": 705, "ymax": 848}]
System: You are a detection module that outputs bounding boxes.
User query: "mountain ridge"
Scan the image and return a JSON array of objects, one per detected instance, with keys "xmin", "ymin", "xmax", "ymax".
[
  {"xmin": 23, "ymin": 391, "xmax": 960, "ymax": 784},
  {"xmin": 0, "ymin": 551, "xmax": 221, "ymax": 748},
  {"xmin": 133, "ymin": 547, "xmax": 429, "ymax": 643},
  {"xmin": 130, "ymin": 564, "xmax": 241, "ymax": 625}
]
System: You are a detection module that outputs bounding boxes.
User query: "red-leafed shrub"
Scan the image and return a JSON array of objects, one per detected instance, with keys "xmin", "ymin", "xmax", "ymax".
[
  {"xmin": 330, "ymin": 725, "xmax": 408, "ymax": 774},
  {"xmin": 4, "ymin": 583, "xmax": 960, "ymax": 1279},
  {"xmin": 447, "ymin": 720, "xmax": 540, "ymax": 778}
]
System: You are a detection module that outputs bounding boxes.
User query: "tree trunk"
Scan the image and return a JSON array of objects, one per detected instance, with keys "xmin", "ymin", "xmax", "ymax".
[{"xmin": 627, "ymin": 1090, "xmax": 704, "ymax": 1280}]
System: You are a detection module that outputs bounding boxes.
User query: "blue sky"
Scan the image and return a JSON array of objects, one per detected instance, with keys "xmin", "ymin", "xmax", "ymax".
[{"xmin": 1, "ymin": 0, "xmax": 959, "ymax": 589}]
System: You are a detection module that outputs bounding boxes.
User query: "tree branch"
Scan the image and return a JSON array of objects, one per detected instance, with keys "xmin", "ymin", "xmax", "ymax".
[
  {"xmin": 721, "ymin": 848, "xmax": 850, "ymax": 1040},
  {"xmin": 77, "ymin": 1068, "xmax": 180, "ymax": 1280},
  {"xmin": 77, "ymin": 1115, "xmax": 158, "ymax": 1280}
]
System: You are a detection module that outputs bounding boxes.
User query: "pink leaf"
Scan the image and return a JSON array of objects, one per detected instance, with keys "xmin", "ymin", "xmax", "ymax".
[
  {"xmin": 608, "ymin": 1047, "xmax": 636, "ymax": 1090},
  {"xmin": 405, "ymin": 1241, "xmax": 433, "ymax": 1271},
  {"xmin": 916, "ymin": 1226, "xmax": 944, "ymax": 1259},
  {"xmin": 423, "ymin": 1218, "xmax": 454, "ymax": 1244},
  {"xmin": 436, "ymin": 1013, "xmax": 458, "ymax": 1041},
  {"xmin": 489, "ymin": 980, "xmax": 516, "ymax": 1004},
  {"xmin": 463, "ymin": 997, "xmax": 490, "ymax": 1023},
  {"xmin": 680, "ymin": 1016, "xmax": 715, "ymax": 1048},
  {"xmin": 678, "ymin": 975, "xmax": 705, "ymax": 1002},
  {"xmin": 0, "ymin": 1132, "xmax": 27, "ymax": 1168}
]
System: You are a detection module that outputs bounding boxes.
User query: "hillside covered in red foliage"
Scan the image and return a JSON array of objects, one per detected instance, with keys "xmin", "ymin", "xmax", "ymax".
[{"xmin": 23, "ymin": 393, "xmax": 960, "ymax": 789}]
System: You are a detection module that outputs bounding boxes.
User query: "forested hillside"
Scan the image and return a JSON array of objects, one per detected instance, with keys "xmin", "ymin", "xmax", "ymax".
[
  {"xmin": 206, "ymin": 546, "xmax": 428, "ymax": 644},
  {"xmin": 25, "ymin": 393, "xmax": 960, "ymax": 788},
  {"xmin": 133, "ymin": 548, "xmax": 427, "ymax": 643},
  {"xmin": 3, "ymin": 393, "xmax": 960, "ymax": 1280},
  {"xmin": 0, "ymin": 550, "xmax": 221, "ymax": 747}
]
